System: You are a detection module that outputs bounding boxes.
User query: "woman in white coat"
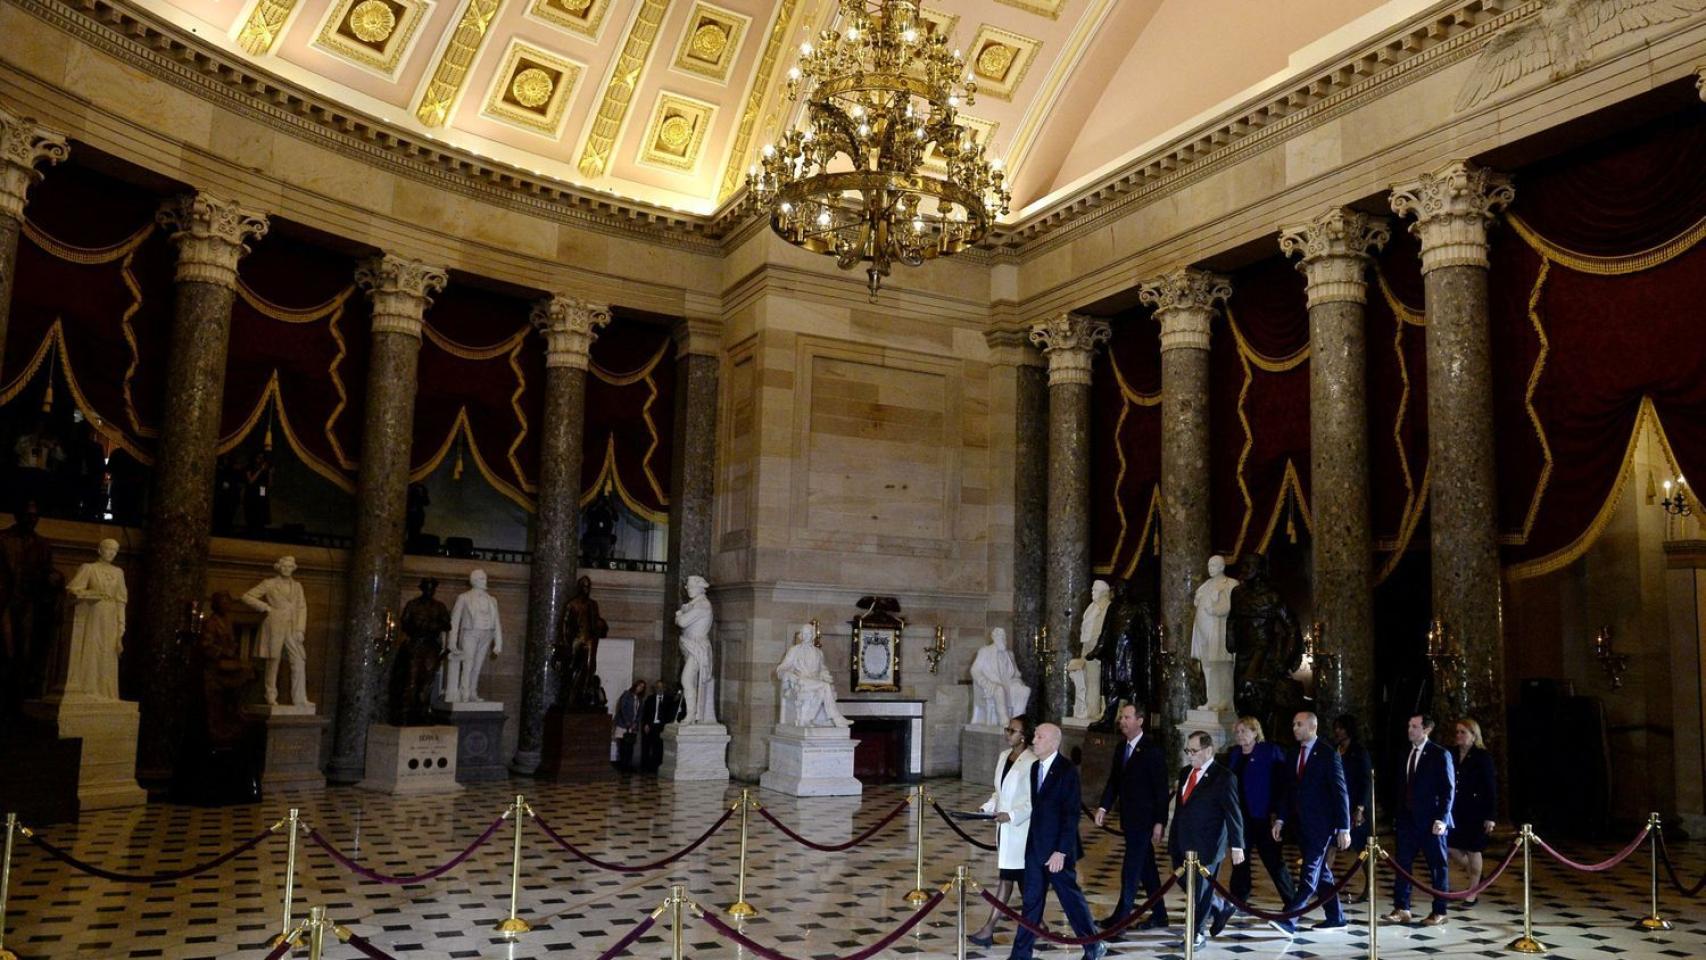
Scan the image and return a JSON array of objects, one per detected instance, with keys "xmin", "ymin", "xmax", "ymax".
[{"xmin": 968, "ymin": 715, "xmax": 1036, "ymax": 947}]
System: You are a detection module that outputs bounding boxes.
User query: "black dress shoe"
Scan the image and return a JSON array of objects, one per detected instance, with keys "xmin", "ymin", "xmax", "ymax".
[
  {"xmin": 967, "ymin": 933, "xmax": 995, "ymax": 947},
  {"xmin": 1138, "ymin": 914, "xmax": 1170, "ymax": 930},
  {"xmin": 1210, "ymin": 904, "xmax": 1235, "ymax": 936},
  {"xmin": 1096, "ymin": 914, "xmax": 1122, "ymax": 928}
]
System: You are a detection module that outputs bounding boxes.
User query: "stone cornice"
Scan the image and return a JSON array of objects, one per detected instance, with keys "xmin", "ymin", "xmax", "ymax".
[
  {"xmin": 1278, "ymin": 209, "xmax": 1391, "ymax": 307},
  {"xmin": 356, "ymin": 254, "xmax": 448, "ymax": 338},
  {"xmin": 156, "ymin": 191, "xmax": 269, "ymax": 287},
  {"xmin": 0, "ymin": 105, "xmax": 68, "ymax": 220},
  {"xmin": 672, "ymin": 312, "xmax": 724, "ymax": 359},
  {"xmin": 985, "ymin": 311, "xmax": 1045, "ymax": 369},
  {"xmin": 531, "ymin": 295, "xmax": 612, "ymax": 370}
]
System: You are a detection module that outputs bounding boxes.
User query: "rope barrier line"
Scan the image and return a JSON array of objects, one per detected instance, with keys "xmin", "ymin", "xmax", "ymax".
[
  {"xmin": 591, "ymin": 911, "xmax": 662, "ymax": 960},
  {"xmin": 20, "ymin": 822, "xmax": 279, "ymax": 884},
  {"xmin": 980, "ymin": 869, "xmax": 1181, "ymax": 944},
  {"xmin": 258, "ymin": 936, "xmax": 297, "ymax": 960},
  {"xmin": 1380, "ymin": 839, "xmax": 1520, "ymax": 900},
  {"xmin": 756, "ymin": 797, "xmax": 911, "ymax": 852},
  {"xmin": 1657, "ymin": 833, "xmax": 1706, "ymax": 897},
  {"xmin": 929, "ymin": 801, "xmax": 996, "ymax": 851},
  {"xmin": 339, "ymin": 929, "xmax": 402, "ymax": 960},
  {"xmin": 1532, "ymin": 826, "xmax": 1650, "ymax": 873},
  {"xmin": 305, "ymin": 814, "xmax": 506, "ymax": 886},
  {"xmin": 1199, "ymin": 853, "xmax": 1368, "ymax": 921},
  {"xmin": 694, "ymin": 889, "xmax": 946, "ymax": 960},
  {"xmin": 530, "ymin": 805, "xmax": 736, "ymax": 872}
]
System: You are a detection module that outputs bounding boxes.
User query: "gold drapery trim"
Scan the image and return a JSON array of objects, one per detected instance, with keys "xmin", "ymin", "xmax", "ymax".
[
  {"xmin": 1507, "ymin": 257, "xmax": 1554, "ymax": 545},
  {"xmin": 1097, "ymin": 352, "xmax": 1161, "ymax": 573},
  {"xmin": 0, "ymin": 319, "xmax": 152, "ymax": 463},
  {"xmin": 1507, "ymin": 213, "xmax": 1706, "ymax": 276},
  {"xmin": 214, "ymin": 372, "xmax": 358, "ymax": 493},
  {"xmin": 1116, "ymin": 486, "xmax": 1162, "ymax": 580},
  {"xmin": 587, "ymin": 337, "xmax": 669, "ymax": 507},
  {"xmin": 591, "ymin": 337, "xmax": 670, "ymax": 386},
  {"xmin": 422, "ymin": 323, "xmax": 529, "ymax": 360},
  {"xmin": 580, "ymin": 433, "xmax": 671, "ymax": 525},
  {"xmin": 417, "ymin": 322, "xmax": 533, "ymax": 496},
  {"xmin": 229, "ymin": 286, "xmax": 356, "ymax": 473},
  {"xmin": 1224, "ymin": 306, "xmax": 1309, "ymax": 373},
  {"xmin": 1253, "ymin": 459, "xmax": 1313, "ymax": 555},
  {"xmin": 504, "ymin": 339, "xmax": 532, "ymax": 495},
  {"xmin": 237, "ymin": 282, "xmax": 355, "ymax": 323},
  {"xmin": 1376, "ymin": 463, "xmax": 1430, "ymax": 584},
  {"xmin": 1377, "ymin": 267, "xmax": 1425, "ymax": 327},
  {"xmin": 20, "ymin": 219, "xmax": 154, "ymax": 264},
  {"xmin": 411, "ymin": 407, "xmax": 535, "ymax": 513},
  {"xmin": 1221, "ymin": 306, "xmax": 1310, "ymax": 561},
  {"xmin": 1373, "ymin": 261, "xmax": 1425, "ymax": 583}
]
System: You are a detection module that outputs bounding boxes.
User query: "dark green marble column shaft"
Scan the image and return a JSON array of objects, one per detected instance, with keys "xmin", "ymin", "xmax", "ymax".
[
  {"xmin": 661, "ymin": 322, "xmax": 720, "ymax": 689},
  {"xmin": 1013, "ymin": 360, "xmax": 1049, "ymax": 696}
]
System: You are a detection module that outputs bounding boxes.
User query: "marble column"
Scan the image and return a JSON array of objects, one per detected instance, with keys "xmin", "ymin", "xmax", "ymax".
[
  {"xmin": 1279, "ymin": 209, "xmax": 1390, "ymax": 725},
  {"xmin": 1390, "ymin": 160, "xmax": 1513, "ymax": 738},
  {"xmin": 1028, "ymin": 313, "xmax": 1110, "ymax": 721},
  {"xmin": 987, "ymin": 323, "xmax": 1048, "ymax": 697},
  {"xmin": 1140, "ymin": 269, "xmax": 1230, "ymax": 753},
  {"xmin": 0, "ymin": 108, "xmax": 68, "ymax": 362},
  {"xmin": 327, "ymin": 255, "xmax": 446, "ymax": 783},
  {"xmin": 660, "ymin": 313, "xmax": 721, "ymax": 687},
  {"xmin": 510, "ymin": 294, "xmax": 609, "ymax": 775},
  {"xmin": 138, "ymin": 193, "xmax": 268, "ymax": 780}
]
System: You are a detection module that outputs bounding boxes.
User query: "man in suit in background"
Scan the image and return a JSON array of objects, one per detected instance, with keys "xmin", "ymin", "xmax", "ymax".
[
  {"xmin": 1009, "ymin": 723, "xmax": 1105, "ymax": 960},
  {"xmin": 1169, "ymin": 730, "xmax": 1246, "ymax": 952},
  {"xmin": 1094, "ymin": 702, "xmax": 1170, "ymax": 930},
  {"xmin": 1386, "ymin": 713, "xmax": 1456, "ymax": 926},
  {"xmin": 640, "ymin": 681, "xmax": 682, "ymax": 772},
  {"xmin": 1270, "ymin": 711, "xmax": 1352, "ymax": 934}
]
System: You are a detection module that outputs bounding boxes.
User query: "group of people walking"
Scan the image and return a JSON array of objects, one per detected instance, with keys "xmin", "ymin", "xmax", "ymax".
[{"xmin": 969, "ymin": 704, "xmax": 1498, "ymax": 958}]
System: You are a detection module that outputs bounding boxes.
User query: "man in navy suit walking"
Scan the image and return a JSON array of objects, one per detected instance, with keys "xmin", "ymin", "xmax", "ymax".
[
  {"xmin": 1386, "ymin": 713, "xmax": 1456, "ymax": 926},
  {"xmin": 1010, "ymin": 723, "xmax": 1105, "ymax": 960},
  {"xmin": 1168, "ymin": 730, "xmax": 1246, "ymax": 951},
  {"xmin": 1270, "ymin": 711, "xmax": 1352, "ymax": 934},
  {"xmin": 1093, "ymin": 702, "xmax": 1171, "ymax": 930}
]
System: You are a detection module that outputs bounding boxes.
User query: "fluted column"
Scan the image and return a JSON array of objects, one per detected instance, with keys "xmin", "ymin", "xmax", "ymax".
[
  {"xmin": 327, "ymin": 255, "xmax": 446, "ymax": 783},
  {"xmin": 1390, "ymin": 160, "xmax": 1513, "ymax": 735},
  {"xmin": 0, "ymin": 108, "xmax": 68, "ymax": 362},
  {"xmin": 138, "ymin": 192, "xmax": 269, "ymax": 779},
  {"xmin": 660, "ymin": 312, "xmax": 721, "ymax": 688},
  {"xmin": 1280, "ymin": 209, "xmax": 1390, "ymax": 725},
  {"xmin": 1028, "ymin": 313, "xmax": 1110, "ymax": 721},
  {"xmin": 510, "ymin": 294, "xmax": 609, "ymax": 774}
]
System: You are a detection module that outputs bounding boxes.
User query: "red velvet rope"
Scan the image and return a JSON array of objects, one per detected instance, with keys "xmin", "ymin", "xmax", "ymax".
[
  {"xmin": 592, "ymin": 913, "xmax": 661, "ymax": 960},
  {"xmin": 1200, "ymin": 855, "xmax": 1369, "ymax": 920},
  {"xmin": 23, "ymin": 825, "xmax": 276, "ymax": 884},
  {"xmin": 258, "ymin": 936, "xmax": 296, "ymax": 960},
  {"xmin": 756, "ymin": 798, "xmax": 910, "ymax": 852},
  {"xmin": 980, "ymin": 870, "xmax": 1180, "ymax": 944},
  {"xmin": 1532, "ymin": 827, "xmax": 1650, "ymax": 873},
  {"xmin": 1381, "ymin": 839, "xmax": 1521, "ymax": 900},
  {"xmin": 929, "ymin": 801, "xmax": 996, "ymax": 851},
  {"xmin": 306, "ymin": 815, "xmax": 505, "ymax": 885},
  {"xmin": 342, "ymin": 930, "xmax": 402, "ymax": 960},
  {"xmin": 1657, "ymin": 832, "xmax": 1706, "ymax": 897},
  {"xmin": 695, "ymin": 890, "xmax": 944, "ymax": 960},
  {"xmin": 531, "ymin": 806, "xmax": 735, "ymax": 872}
]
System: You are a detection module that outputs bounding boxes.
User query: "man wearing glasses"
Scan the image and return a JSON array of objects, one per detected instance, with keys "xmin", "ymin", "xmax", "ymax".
[{"xmin": 1168, "ymin": 731, "xmax": 1246, "ymax": 951}]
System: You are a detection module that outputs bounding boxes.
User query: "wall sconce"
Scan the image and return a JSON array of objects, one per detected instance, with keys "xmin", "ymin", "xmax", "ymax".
[
  {"xmin": 1303, "ymin": 621, "xmax": 1335, "ymax": 678},
  {"xmin": 1591, "ymin": 625, "xmax": 1628, "ymax": 690},
  {"xmin": 925, "ymin": 625, "xmax": 947, "ymax": 674},
  {"xmin": 1661, "ymin": 477, "xmax": 1692, "ymax": 517},
  {"xmin": 1031, "ymin": 625, "xmax": 1056, "ymax": 675},
  {"xmin": 1425, "ymin": 618, "xmax": 1462, "ymax": 671}
]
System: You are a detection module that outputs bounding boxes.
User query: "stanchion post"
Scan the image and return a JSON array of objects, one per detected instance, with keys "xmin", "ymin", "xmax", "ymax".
[
  {"xmin": 1634, "ymin": 812, "xmax": 1671, "ymax": 932},
  {"xmin": 955, "ymin": 864, "xmax": 969, "ymax": 960},
  {"xmin": 670, "ymin": 884, "xmax": 686, "ymax": 960},
  {"xmin": 306, "ymin": 906, "xmax": 326, "ymax": 960},
  {"xmin": 1184, "ymin": 852, "xmax": 1200, "ymax": 960},
  {"xmin": 727, "ymin": 790, "xmax": 758, "ymax": 918},
  {"xmin": 1506, "ymin": 824, "xmax": 1545, "ymax": 954},
  {"xmin": 270, "ymin": 808, "xmax": 302, "ymax": 949},
  {"xmin": 1367, "ymin": 778, "xmax": 1379, "ymax": 960},
  {"xmin": 497, "ymin": 795, "xmax": 531, "ymax": 937},
  {"xmin": 904, "ymin": 787, "xmax": 929, "ymax": 905},
  {"xmin": 1, "ymin": 813, "xmax": 18, "ymax": 960}
]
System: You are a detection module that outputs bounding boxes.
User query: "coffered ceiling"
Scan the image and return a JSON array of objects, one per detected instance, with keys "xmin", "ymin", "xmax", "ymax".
[{"xmin": 133, "ymin": 0, "xmax": 1398, "ymax": 218}]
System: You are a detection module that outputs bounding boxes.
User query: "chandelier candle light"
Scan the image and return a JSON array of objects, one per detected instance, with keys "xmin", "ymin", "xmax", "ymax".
[{"xmin": 748, "ymin": 0, "xmax": 1011, "ymax": 298}]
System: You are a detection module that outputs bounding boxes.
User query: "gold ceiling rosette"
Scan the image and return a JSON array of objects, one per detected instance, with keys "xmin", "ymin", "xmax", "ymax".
[{"xmin": 748, "ymin": 0, "xmax": 1010, "ymax": 298}]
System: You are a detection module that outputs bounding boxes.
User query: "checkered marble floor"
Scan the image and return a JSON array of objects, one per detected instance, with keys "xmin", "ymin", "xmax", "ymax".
[{"xmin": 4, "ymin": 776, "xmax": 1703, "ymax": 959}]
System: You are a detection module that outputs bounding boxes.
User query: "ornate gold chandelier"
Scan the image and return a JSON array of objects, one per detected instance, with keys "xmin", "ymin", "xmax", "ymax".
[{"xmin": 748, "ymin": 0, "xmax": 1010, "ymax": 298}]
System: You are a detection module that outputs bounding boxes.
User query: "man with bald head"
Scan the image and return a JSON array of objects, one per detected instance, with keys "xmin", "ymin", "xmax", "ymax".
[{"xmin": 1010, "ymin": 723, "xmax": 1105, "ymax": 960}]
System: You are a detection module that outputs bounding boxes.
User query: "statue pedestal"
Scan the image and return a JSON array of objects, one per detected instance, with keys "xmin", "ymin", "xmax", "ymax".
[
  {"xmin": 761, "ymin": 725, "xmax": 862, "ymax": 797},
  {"xmin": 1075, "ymin": 729, "xmax": 1120, "ymax": 782},
  {"xmin": 433, "ymin": 704, "xmax": 508, "ymax": 783},
  {"xmin": 539, "ymin": 711, "xmax": 616, "ymax": 782},
  {"xmin": 661, "ymin": 722, "xmax": 730, "ymax": 781},
  {"xmin": 244, "ymin": 706, "xmax": 328, "ymax": 791},
  {"xmin": 1180, "ymin": 706, "xmax": 1238, "ymax": 751},
  {"xmin": 24, "ymin": 697, "xmax": 147, "ymax": 810},
  {"xmin": 1201, "ymin": 659, "xmax": 1236, "ymax": 716},
  {"xmin": 959, "ymin": 724, "xmax": 1006, "ymax": 785},
  {"xmin": 356, "ymin": 724, "xmax": 463, "ymax": 795}
]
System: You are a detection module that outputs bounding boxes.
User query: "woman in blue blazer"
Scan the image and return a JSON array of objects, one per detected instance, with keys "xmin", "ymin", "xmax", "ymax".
[{"xmin": 1226, "ymin": 716, "xmax": 1297, "ymax": 909}]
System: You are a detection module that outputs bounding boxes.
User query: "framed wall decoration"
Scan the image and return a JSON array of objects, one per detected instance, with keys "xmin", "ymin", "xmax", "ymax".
[{"xmin": 850, "ymin": 596, "xmax": 904, "ymax": 692}]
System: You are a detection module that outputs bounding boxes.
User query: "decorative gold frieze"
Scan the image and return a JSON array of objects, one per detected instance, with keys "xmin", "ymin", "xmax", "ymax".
[
  {"xmin": 236, "ymin": 0, "xmax": 300, "ymax": 55},
  {"xmin": 415, "ymin": 0, "xmax": 504, "ymax": 127},
  {"xmin": 715, "ymin": 0, "xmax": 799, "ymax": 202},
  {"xmin": 671, "ymin": 2, "xmax": 750, "ymax": 84},
  {"xmin": 965, "ymin": 25, "xmax": 1040, "ymax": 101},
  {"xmin": 314, "ymin": 0, "xmax": 429, "ymax": 76},
  {"xmin": 639, "ymin": 92, "xmax": 714, "ymax": 172},
  {"xmin": 527, "ymin": 0, "xmax": 612, "ymax": 41},
  {"xmin": 577, "ymin": 0, "xmax": 670, "ymax": 178},
  {"xmin": 481, "ymin": 40, "xmax": 582, "ymax": 137},
  {"xmin": 996, "ymin": 0, "xmax": 1066, "ymax": 18}
]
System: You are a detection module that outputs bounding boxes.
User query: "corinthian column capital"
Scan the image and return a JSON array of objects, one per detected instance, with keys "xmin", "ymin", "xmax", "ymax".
[
  {"xmin": 1028, "ymin": 313, "xmax": 1111, "ymax": 386},
  {"xmin": 1279, "ymin": 209, "xmax": 1391, "ymax": 307},
  {"xmin": 355, "ymin": 254, "xmax": 447, "ymax": 337},
  {"xmin": 156, "ymin": 192, "xmax": 269, "ymax": 288},
  {"xmin": 531, "ymin": 294, "xmax": 611, "ymax": 369},
  {"xmin": 1139, "ymin": 268, "xmax": 1231, "ymax": 352},
  {"xmin": 0, "ymin": 108, "xmax": 69, "ymax": 221},
  {"xmin": 1389, "ymin": 160, "xmax": 1513, "ymax": 273}
]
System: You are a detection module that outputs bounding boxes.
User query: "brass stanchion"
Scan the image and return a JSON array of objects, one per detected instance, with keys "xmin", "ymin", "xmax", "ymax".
[
  {"xmin": 1367, "ymin": 779, "xmax": 1379, "ymax": 960},
  {"xmin": 670, "ymin": 884, "xmax": 687, "ymax": 960},
  {"xmin": 727, "ymin": 790, "xmax": 758, "ymax": 918},
  {"xmin": 955, "ymin": 864, "xmax": 969, "ymax": 960},
  {"xmin": 1183, "ymin": 852, "xmax": 1200, "ymax": 960},
  {"xmin": 497, "ymin": 795, "xmax": 531, "ymax": 936},
  {"xmin": 1, "ymin": 813, "xmax": 18, "ymax": 960},
  {"xmin": 306, "ymin": 906, "xmax": 326, "ymax": 960},
  {"xmin": 1634, "ymin": 812, "xmax": 1671, "ymax": 932},
  {"xmin": 1506, "ymin": 824, "xmax": 1545, "ymax": 954},
  {"xmin": 904, "ymin": 787, "xmax": 929, "ymax": 905},
  {"xmin": 270, "ymin": 808, "xmax": 302, "ymax": 949}
]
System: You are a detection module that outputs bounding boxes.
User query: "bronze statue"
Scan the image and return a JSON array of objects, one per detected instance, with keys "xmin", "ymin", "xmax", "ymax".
[
  {"xmin": 196, "ymin": 592, "xmax": 252, "ymax": 750},
  {"xmin": 1228, "ymin": 553, "xmax": 1304, "ymax": 724},
  {"xmin": 0, "ymin": 503, "xmax": 62, "ymax": 711},
  {"xmin": 392, "ymin": 578, "xmax": 451, "ymax": 725},
  {"xmin": 1086, "ymin": 580, "xmax": 1160, "ymax": 730},
  {"xmin": 555, "ymin": 575, "xmax": 608, "ymax": 712}
]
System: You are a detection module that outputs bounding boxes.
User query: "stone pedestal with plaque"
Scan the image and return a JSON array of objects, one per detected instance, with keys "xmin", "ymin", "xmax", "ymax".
[
  {"xmin": 959, "ymin": 724, "xmax": 1006, "ymax": 786},
  {"xmin": 761, "ymin": 724, "xmax": 862, "ymax": 797},
  {"xmin": 434, "ymin": 703, "xmax": 508, "ymax": 783},
  {"xmin": 245, "ymin": 705, "xmax": 329, "ymax": 791},
  {"xmin": 661, "ymin": 722, "xmax": 730, "ymax": 781},
  {"xmin": 539, "ymin": 711, "xmax": 616, "ymax": 782},
  {"xmin": 356, "ymin": 723, "xmax": 463, "ymax": 795}
]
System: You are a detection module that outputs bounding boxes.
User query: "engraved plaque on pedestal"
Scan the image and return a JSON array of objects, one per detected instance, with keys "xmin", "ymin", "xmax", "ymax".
[
  {"xmin": 244, "ymin": 707, "xmax": 330, "ymax": 792},
  {"xmin": 357, "ymin": 724, "xmax": 464, "ymax": 795},
  {"xmin": 433, "ymin": 703, "xmax": 508, "ymax": 783}
]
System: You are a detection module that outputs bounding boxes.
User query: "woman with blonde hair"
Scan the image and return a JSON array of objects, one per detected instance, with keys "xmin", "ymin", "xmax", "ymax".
[
  {"xmin": 1447, "ymin": 717, "xmax": 1497, "ymax": 906},
  {"xmin": 967, "ymin": 715, "xmax": 1036, "ymax": 947},
  {"xmin": 1227, "ymin": 715, "xmax": 1297, "ymax": 911}
]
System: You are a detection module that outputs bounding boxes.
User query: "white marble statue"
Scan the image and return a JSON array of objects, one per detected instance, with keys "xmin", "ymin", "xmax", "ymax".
[
  {"xmin": 62, "ymin": 538, "xmax": 126, "ymax": 701},
  {"xmin": 1080, "ymin": 579, "xmax": 1111, "ymax": 652},
  {"xmin": 1191, "ymin": 555, "xmax": 1239, "ymax": 710},
  {"xmin": 446, "ymin": 569, "xmax": 502, "ymax": 704},
  {"xmin": 1067, "ymin": 656, "xmax": 1098, "ymax": 721},
  {"xmin": 969, "ymin": 628, "xmax": 1031, "ymax": 726},
  {"xmin": 776, "ymin": 623, "xmax": 850, "ymax": 727},
  {"xmin": 675, "ymin": 575, "xmax": 716, "ymax": 725},
  {"xmin": 243, "ymin": 556, "xmax": 313, "ymax": 708}
]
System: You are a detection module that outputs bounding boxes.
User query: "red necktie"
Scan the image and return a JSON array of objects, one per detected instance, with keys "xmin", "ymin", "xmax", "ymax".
[
  {"xmin": 1298, "ymin": 747, "xmax": 1307, "ymax": 781},
  {"xmin": 1183, "ymin": 768, "xmax": 1201, "ymax": 803}
]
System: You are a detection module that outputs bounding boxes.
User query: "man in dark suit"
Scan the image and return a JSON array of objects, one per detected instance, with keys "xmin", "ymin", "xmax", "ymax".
[
  {"xmin": 1009, "ymin": 723, "xmax": 1105, "ymax": 960},
  {"xmin": 1386, "ymin": 713, "xmax": 1456, "ymax": 926},
  {"xmin": 640, "ymin": 681, "xmax": 682, "ymax": 772},
  {"xmin": 1094, "ymin": 702, "xmax": 1170, "ymax": 929},
  {"xmin": 1169, "ymin": 730, "xmax": 1246, "ymax": 952},
  {"xmin": 1270, "ymin": 711, "xmax": 1352, "ymax": 934}
]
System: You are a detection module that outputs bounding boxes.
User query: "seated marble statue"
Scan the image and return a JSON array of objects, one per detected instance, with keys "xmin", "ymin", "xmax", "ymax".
[
  {"xmin": 969, "ymin": 627, "xmax": 1030, "ymax": 726},
  {"xmin": 775, "ymin": 623, "xmax": 850, "ymax": 727}
]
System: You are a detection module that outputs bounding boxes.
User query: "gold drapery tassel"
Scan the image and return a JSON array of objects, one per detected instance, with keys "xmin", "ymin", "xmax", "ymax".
[
  {"xmin": 263, "ymin": 403, "xmax": 275, "ymax": 451},
  {"xmin": 453, "ymin": 438, "xmax": 465, "ymax": 481}
]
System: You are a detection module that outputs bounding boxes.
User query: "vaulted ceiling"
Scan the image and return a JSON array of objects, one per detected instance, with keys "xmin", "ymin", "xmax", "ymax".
[{"xmin": 136, "ymin": 0, "xmax": 1397, "ymax": 218}]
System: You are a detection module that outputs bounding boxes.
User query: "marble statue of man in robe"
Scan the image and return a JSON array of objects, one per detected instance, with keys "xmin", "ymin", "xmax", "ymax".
[
  {"xmin": 243, "ymin": 555, "xmax": 312, "ymax": 709},
  {"xmin": 776, "ymin": 623, "xmax": 850, "ymax": 727},
  {"xmin": 1192, "ymin": 555, "xmax": 1239, "ymax": 711},
  {"xmin": 1070, "ymin": 580, "xmax": 1113, "ymax": 720},
  {"xmin": 446, "ymin": 569, "xmax": 502, "ymax": 704},
  {"xmin": 969, "ymin": 627, "xmax": 1031, "ymax": 725},
  {"xmin": 675, "ymin": 575, "xmax": 715, "ymax": 724},
  {"xmin": 62, "ymin": 538, "xmax": 126, "ymax": 701}
]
